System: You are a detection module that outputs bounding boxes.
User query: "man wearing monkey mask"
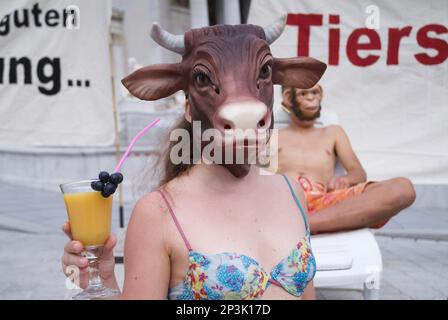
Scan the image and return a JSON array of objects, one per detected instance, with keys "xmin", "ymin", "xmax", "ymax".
[{"xmin": 276, "ymin": 84, "xmax": 416, "ymax": 234}]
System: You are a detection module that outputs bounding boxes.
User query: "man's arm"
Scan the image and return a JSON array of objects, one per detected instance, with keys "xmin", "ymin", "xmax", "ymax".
[{"xmin": 330, "ymin": 125, "xmax": 366, "ymax": 189}]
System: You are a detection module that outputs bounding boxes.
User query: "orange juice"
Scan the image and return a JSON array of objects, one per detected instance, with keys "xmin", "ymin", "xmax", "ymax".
[{"xmin": 63, "ymin": 191, "xmax": 113, "ymax": 247}]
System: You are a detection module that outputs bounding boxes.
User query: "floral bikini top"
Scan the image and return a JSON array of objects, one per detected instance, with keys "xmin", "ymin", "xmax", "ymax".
[{"xmin": 157, "ymin": 174, "xmax": 316, "ymax": 300}]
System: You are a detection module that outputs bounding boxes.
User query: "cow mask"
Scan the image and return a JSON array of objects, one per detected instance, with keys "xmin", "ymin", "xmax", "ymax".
[{"xmin": 122, "ymin": 16, "xmax": 327, "ymax": 178}]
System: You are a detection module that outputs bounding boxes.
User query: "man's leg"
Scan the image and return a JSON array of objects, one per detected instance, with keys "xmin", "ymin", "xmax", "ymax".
[{"xmin": 308, "ymin": 177, "xmax": 416, "ymax": 234}]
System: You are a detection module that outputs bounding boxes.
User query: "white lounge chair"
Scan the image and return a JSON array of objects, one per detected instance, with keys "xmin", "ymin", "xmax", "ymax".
[{"xmin": 274, "ymin": 105, "xmax": 383, "ymax": 300}]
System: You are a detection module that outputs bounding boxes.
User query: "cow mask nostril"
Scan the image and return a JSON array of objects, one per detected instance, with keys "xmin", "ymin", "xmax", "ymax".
[
  {"xmin": 258, "ymin": 119, "xmax": 265, "ymax": 128},
  {"xmin": 224, "ymin": 124, "xmax": 232, "ymax": 130}
]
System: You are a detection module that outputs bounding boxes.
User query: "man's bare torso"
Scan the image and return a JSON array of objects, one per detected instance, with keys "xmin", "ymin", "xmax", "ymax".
[{"xmin": 277, "ymin": 125, "xmax": 339, "ymax": 186}]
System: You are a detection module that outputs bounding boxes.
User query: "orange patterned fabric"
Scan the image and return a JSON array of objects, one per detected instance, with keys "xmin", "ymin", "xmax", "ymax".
[{"xmin": 298, "ymin": 176, "xmax": 387, "ymax": 229}]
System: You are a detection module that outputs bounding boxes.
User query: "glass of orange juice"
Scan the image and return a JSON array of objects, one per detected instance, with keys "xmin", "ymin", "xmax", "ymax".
[{"xmin": 60, "ymin": 179, "xmax": 120, "ymax": 300}]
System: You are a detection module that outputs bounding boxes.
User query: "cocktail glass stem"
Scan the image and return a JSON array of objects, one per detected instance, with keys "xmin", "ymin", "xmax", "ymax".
[
  {"xmin": 85, "ymin": 246, "xmax": 104, "ymax": 290},
  {"xmin": 72, "ymin": 245, "xmax": 120, "ymax": 300}
]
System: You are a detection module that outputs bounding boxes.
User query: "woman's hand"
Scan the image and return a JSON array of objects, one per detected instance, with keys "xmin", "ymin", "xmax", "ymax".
[{"xmin": 61, "ymin": 221, "xmax": 118, "ymax": 289}]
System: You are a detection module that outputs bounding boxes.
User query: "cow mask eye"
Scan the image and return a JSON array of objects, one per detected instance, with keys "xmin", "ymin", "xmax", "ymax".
[
  {"xmin": 259, "ymin": 63, "xmax": 272, "ymax": 80},
  {"xmin": 194, "ymin": 70, "xmax": 211, "ymax": 87}
]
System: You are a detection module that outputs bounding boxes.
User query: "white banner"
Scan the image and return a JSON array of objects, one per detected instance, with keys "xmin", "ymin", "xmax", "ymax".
[
  {"xmin": 0, "ymin": 0, "xmax": 114, "ymax": 147},
  {"xmin": 249, "ymin": 0, "xmax": 448, "ymax": 184}
]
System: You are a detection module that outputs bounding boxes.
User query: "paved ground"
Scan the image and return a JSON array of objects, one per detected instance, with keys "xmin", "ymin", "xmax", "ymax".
[{"xmin": 0, "ymin": 182, "xmax": 447, "ymax": 300}]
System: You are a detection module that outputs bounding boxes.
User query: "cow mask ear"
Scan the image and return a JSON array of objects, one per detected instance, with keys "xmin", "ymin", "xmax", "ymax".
[
  {"xmin": 121, "ymin": 63, "xmax": 184, "ymax": 101},
  {"xmin": 272, "ymin": 57, "xmax": 327, "ymax": 89}
]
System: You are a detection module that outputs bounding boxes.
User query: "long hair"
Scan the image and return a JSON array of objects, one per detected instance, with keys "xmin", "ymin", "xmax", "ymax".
[
  {"xmin": 135, "ymin": 115, "xmax": 195, "ymax": 196},
  {"xmin": 158, "ymin": 116, "xmax": 195, "ymax": 187}
]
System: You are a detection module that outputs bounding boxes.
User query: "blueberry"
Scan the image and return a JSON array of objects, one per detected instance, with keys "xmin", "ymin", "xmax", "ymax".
[
  {"xmin": 101, "ymin": 189, "xmax": 112, "ymax": 198},
  {"xmin": 91, "ymin": 180, "xmax": 104, "ymax": 191},
  {"xmin": 98, "ymin": 171, "xmax": 110, "ymax": 183},
  {"xmin": 109, "ymin": 172, "xmax": 123, "ymax": 184},
  {"xmin": 101, "ymin": 182, "xmax": 117, "ymax": 197}
]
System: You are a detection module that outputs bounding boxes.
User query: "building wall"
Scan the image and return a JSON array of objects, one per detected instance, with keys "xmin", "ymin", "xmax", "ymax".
[{"xmin": 111, "ymin": 0, "xmax": 193, "ymax": 69}]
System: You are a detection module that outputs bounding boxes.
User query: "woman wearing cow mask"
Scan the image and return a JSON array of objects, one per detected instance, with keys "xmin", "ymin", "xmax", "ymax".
[{"xmin": 61, "ymin": 17, "xmax": 326, "ymax": 300}]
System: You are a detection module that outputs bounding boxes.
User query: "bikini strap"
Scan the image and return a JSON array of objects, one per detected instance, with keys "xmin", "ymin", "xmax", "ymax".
[
  {"xmin": 281, "ymin": 174, "xmax": 310, "ymax": 236},
  {"xmin": 156, "ymin": 190, "xmax": 193, "ymax": 252}
]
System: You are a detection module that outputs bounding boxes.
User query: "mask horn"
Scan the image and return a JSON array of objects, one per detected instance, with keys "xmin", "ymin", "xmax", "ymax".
[
  {"xmin": 150, "ymin": 22, "xmax": 185, "ymax": 55},
  {"xmin": 264, "ymin": 14, "xmax": 287, "ymax": 44}
]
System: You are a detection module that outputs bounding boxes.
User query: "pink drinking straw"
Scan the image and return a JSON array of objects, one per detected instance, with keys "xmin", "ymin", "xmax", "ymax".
[{"xmin": 113, "ymin": 117, "xmax": 161, "ymax": 173}]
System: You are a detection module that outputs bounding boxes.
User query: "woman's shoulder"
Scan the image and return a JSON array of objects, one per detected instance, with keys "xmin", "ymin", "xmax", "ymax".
[
  {"xmin": 134, "ymin": 190, "xmax": 164, "ymax": 211},
  {"xmin": 128, "ymin": 190, "xmax": 171, "ymax": 230},
  {"xmin": 260, "ymin": 173, "xmax": 305, "ymax": 198},
  {"xmin": 125, "ymin": 189, "xmax": 174, "ymax": 255},
  {"xmin": 272, "ymin": 173, "xmax": 306, "ymax": 206}
]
